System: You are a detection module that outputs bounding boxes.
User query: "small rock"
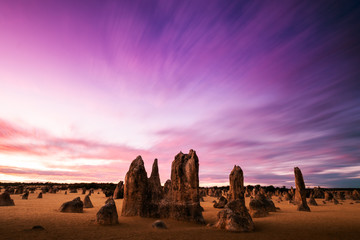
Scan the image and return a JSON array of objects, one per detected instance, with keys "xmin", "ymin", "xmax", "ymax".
[
  {"xmin": 32, "ymin": 225, "xmax": 45, "ymax": 230},
  {"xmin": 152, "ymin": 220, "xmax": 167, "ymax": 229}
]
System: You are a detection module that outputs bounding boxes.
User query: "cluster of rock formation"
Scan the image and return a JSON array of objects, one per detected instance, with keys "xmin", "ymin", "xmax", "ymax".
[{"xmin": 121, "ymin": 150, "xmax": 204, "ymax": 224}]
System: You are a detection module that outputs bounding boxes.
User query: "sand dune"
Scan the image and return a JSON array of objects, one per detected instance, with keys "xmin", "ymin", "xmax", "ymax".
[{"xmin": 1, "ymin": 191, "xmax": 359, "ymax": 240}]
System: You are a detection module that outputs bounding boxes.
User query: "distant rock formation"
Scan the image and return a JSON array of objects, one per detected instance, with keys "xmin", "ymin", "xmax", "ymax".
[
  {"xmin": 37, "ymin": 192, "xmax": 43, "ymax": 199},
  {"xmin": 351, "ymin": 190, "xmax": 360, "ymax": 200},
  {"xmin": 325, "ymin": 191, "xmax": 334, "ymax": 201},
  {"xmin": 249, "ymin": 193, "xmax": 277, "ymax": 218},
  {"xmin": 69, "ymin": 188, "xmax": 77, "ymax": 193},
  {"xmin": 84, "ymin": 195, "xmax": 94, "ymax": 208},
  {"xmin": 283, "ymin": 192, "xmax": 292, "ymax": 201},
  {"xmin": 308, "ymin": 193, "xmax": 318, "ymax": 206},
  {"xmin": 59, "ymin": 197, "xmax": 83, "ymax": 213},
  {"xmin": 96, "ymin": 201, "xmax": 118, "ymax": 225},
  {"xmin": 294, "ymin": 167, "xmax": 310, "ymax": 212},
  {"xmin": 0, "ymin": 192, "xmax": 15, "ymax": 206},
  {"xmin": 22, "ymin": 191, "xmax": 29, "ymax": 200},
  {"xmin": 313, "ymin": 187, "xmax": 325, "ymax": 198},
  {"xmin": 113, "ymin": 181, "xmax": 124, "ymax": 199},
  {"xmin": 214, "ymin": 165, "xmax": 254, "ymax": 232},
  {"xmin": 82, "ymin": 188, "xmax": 86, "ymax": 195}
]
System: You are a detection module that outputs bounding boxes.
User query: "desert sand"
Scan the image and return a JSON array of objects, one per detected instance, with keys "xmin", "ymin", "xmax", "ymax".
[{"xmin": 1, "ymin": 191, "xmax": 359, "ymax": 240}]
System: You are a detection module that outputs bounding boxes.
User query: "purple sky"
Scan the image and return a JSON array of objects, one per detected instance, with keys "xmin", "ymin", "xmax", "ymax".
[{"xmin": 0, "ymin": 0, "xmax": 359, "ymax": 187}]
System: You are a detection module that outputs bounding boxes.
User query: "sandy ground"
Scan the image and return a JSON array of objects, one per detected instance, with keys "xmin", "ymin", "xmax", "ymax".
[{"xmin": 1, "ymin": 191, "xmax": 360, "ymax": 240}]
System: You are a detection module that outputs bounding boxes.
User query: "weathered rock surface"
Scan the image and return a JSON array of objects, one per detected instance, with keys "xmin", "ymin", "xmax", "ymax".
[
  {"xmin": 113, "ymin": 181, "xmax": 124, "ymax": 199},
  {"xmin": 96, "ymin": 202, "xmax": 118, "ymax": 225},
  {"xmin": 249, "ymin": 193, "xmax": 276, "ymax": 218},
  {"xmin": 0, "ymin": 192, "xmax": 15, "ymax": 206},
  {"xmin": 121, "ymin": 156, "xmax": 150, "ymax": 217},
  {"xmin": 214, "ymin": 165, "xmax": 254, "ymax": 232},
  {"xmin": 121, "ymin": 150, "xmax": 205, "ymax": 223},
  {"xmin": 161, "ymin": 150, "xmax": 204, "ymax": 223},
  {"xmin": 163, "ymin": 180, "xmax": 171, "ymax": 196},
  {"xmin": 148, "ymin": 159, "xmax": 163, "ymax": 202},
  {"xmin": 59, "ymin": 197, "xmax": 83, "ymax": 213},
  {"xmin": 37, "ymin": 192, "xmax": 43, "ymax": 199},
  {"xmin": 214, "ymin": 206, "xmax": 254, "ymax": 232},
  {"xmin": 228, "ymin": 166, "xmax": 245, "ymax": 204},
  {"xmin": 294, "ymin": 167, "xmax": 310, "ymax": 212},
  {"xmin": 84, "ymin": 195, "xmax": 93, "ymax": 208}
]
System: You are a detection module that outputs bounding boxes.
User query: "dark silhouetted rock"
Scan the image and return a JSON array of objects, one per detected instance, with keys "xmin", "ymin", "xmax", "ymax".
[
  {"xmin": 37, "ymin": 192, "xmax": 43, "ymax": 199},
  {"xmin": 14, "ymin": 186, "xmax": 24, "ymax": 194},
  {"xmin": 22, "ymin": 191, "xmax": 29, "ymax": 200},
  {"xmin": 113, "ymin": 181, "xmax": 124, "ymax": 199},
  {"xmin": 96, "ymin": 202, "xmax": 118, "ymax": 225},
  {"xmin": 69, "ymin": 188, "xmax": 77, "ymax": 193},
  {"xmin": 65, "ymin": 191, "xmax": 67, "ymax": 195},
  {"xmin": 84, "ymin": 195, "xmax": 93, "ymax": 208},
  {"xmin": 294, "ymin": 167, "xmax": 310, "ymax": 212},
  {"xmin": 352, "ymin": 190, "xmax": 360, "ymax": 200},
  {"xmin": 325, "ymin": 191, "xmax": 334, "ymax": 201},
  {"xmin": 313, "ymin": 187, "xmax": 325, "ymax": 198},
  {"xmin": 308, "ymin": 193, "xmax": 318, "ymax": 206},
  {"xmin": 214, "ymin": 196, "xmax": 228, "ymax": 208},
  {"xmin": 82, "ymin": 187, "xmax": 86, "ymax": 195},
  {"xmin": 333, "ymin": 198, "xmax": 339, "ymax": 205},
  {"xmin": 121, "ymin": 156, "xmax": 150, "ymax": 217},
  {"xmin": 0, "ymin": 192, "xmax": 15, "ymax": 206},
  {"xmin": 152, "ymin": 220, "xmax": 167, "ymax": 229},
  {"xmin": 339, "ymin": 192, "xmax": 346, "ymax": 200},
  {"xmin": 283, "ymin": 192, "xmax": 292, "ymax": 201},
  {"xmin": 59, "ymin": 197, "xmax": 83, "ymax": 213},
  {"xmin": 214, "ymin": 165, "xmax": 254, "ymax": 232},
  {"xmin": 32, "ymin": 225, "xmax": 45, "ymax": 230}
]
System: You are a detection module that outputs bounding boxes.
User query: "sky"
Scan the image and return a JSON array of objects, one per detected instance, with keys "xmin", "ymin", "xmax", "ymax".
[{"xmin": 0, "ymin": 0, "xmax": 359, "ymax": 188}]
